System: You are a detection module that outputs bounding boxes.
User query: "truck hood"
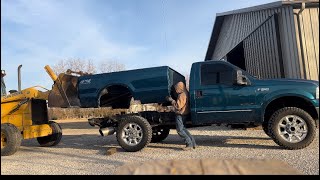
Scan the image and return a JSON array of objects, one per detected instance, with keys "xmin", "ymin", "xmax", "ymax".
[{"xmin": 255, "ymin": 78, "xmax": 319, "ymax": 87}]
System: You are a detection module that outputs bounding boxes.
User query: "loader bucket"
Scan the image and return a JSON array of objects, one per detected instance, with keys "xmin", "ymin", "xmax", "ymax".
[{"xmin": 48, "ymin": 73, "xmax": 81, "ymax": 108}]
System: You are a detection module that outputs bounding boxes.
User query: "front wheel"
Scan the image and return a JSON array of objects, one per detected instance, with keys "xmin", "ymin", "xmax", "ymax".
[
  {"xmin": 116, "ymin": 116, "xmax": 152, "ymax": 152},
  {"xmin": 37, "ymin": 121, "xmax": 62, "ymax": 147},
  {"xmin": 1, "ymin": 124, "xmax": 22, "ymax": 156},
  {"xmin": 268, "ymin": 107, "xmax": 316, "ymax": 150}
]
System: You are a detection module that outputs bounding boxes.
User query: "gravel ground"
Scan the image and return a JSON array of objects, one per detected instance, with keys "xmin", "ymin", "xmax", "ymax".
[{"xmin": 1, "ymin": 119, "xmax": 319, "ymax": 175}]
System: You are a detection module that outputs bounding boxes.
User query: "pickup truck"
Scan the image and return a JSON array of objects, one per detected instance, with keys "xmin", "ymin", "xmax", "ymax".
[{"xmin": 50, "ymin": 60, "xmax": 319, "ymax": 152}]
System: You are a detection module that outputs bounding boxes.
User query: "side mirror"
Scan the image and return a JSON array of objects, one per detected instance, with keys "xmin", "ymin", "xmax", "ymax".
[{"xmin": 236, "ymin": 70, "xmax": 250, "ymax": 86}]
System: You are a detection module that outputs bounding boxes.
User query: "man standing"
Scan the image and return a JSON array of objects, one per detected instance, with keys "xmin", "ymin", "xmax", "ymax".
[{"xmin": 167, "ymin": 82, "xmax": 196, "ymax": 150}]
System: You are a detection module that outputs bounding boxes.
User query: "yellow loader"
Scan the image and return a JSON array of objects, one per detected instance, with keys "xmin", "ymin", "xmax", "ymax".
[{"xmin": 1, "ymin": 65, "xmax": 63, "ymax": 156}]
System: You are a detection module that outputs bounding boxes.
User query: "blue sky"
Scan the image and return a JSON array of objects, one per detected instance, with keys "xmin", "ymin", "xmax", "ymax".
[{"xmin": 1, "ymin": 0, "xmax": 277, "ymax": 91}]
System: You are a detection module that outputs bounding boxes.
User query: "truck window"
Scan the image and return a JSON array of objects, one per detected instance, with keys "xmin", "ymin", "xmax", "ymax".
[
  {"xmin": 201, "ymin": 63, "xmax": 234, "ymax": 86},
  {"xmin": 201, "ymin": 64, "xmax": 218, "ymax": 85}
]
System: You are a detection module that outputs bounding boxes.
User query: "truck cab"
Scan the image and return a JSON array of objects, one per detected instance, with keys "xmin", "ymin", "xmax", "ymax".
[
  {"xmin": 190, "ymin": 61, "xmax": 257, "ymax": 125},
  {"xmin": 189, "ymin": 60, "xmax": 319, "ymax": 149}
]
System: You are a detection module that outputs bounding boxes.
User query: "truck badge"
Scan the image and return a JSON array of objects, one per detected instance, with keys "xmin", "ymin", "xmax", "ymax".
[
  {"xmin": 80, "ymin": 79, "xmax": 92, "ymax": 85},
  {"xmin": 257, "ymin": 88, "xmax": 270, "ymax": 92}
]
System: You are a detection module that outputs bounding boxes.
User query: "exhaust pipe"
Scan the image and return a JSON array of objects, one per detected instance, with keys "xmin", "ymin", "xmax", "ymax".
[
  {"xmin": 99, "ymin": 127, "xmax": 115, "ymax": 136},
  {"xmin": 18, "ymin": 65, "xmax": 22, "ymax": 91}
]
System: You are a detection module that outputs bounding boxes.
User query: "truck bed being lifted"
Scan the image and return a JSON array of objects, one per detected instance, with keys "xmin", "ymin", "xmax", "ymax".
[
  {"xmin": 48, "ymin": 66, "xmax": 185, "ymax": 109},
  {"xmin": 78, "ymin": 66, "xmax": 185, "ymax": 108}
]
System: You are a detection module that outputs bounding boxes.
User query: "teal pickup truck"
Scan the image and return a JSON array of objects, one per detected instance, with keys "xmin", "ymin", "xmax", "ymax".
[{"xmin": 59, "ymin": 60, "xmax": 319, "ymax": 152}]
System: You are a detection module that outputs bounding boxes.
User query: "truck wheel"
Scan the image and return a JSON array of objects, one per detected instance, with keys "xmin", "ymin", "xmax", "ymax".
[
  {"xmin": 1, "ymin": 124, "xmax": 22, "ymax": 156},
  {"xmin": 268, "ymin": 107, "xmax": 316, "ymax": 150},
  {"xmin": 262, "ymin": 122, "xmax": 271, "ymax": 137},
  {"xmin": 37, "ymin": 121, "xmax": 62, "ymax": 147},
  {"xmin": 116, "ymin": 116, "xmax": 152, "ymax": 152},
  {"xmin": 151, "ymin": 127, "xmax": 170, "ymax": 143}
]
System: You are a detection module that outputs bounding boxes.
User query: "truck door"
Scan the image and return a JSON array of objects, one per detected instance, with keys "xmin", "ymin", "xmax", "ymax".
[
  {"xmin": 220, "ymin": 69, "xmax": 256, "ymax": 123},
  {"xmin": 194, "ymin": 63, "xmax": 255, "ymax": 124}
]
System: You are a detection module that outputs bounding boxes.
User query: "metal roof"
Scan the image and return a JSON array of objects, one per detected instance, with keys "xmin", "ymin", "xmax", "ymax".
[
  {"xmin": 217, "ymin": 0, "xmax": 319, "ymax": 17},
  {"xmin": 205, "ymin": 0, "xmax": 319, "ymax": 61}
]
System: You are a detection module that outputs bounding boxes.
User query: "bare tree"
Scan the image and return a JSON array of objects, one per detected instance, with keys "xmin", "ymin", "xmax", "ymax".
[
  {"xmin": 52, "ymin": 60, "xmax": 68, "ymax": 75},
  {"xmin": 52, "ymin": 58, "xmax": 97, "ymax": 75},
  {"xmin": 66, "ymin": 59, "xmax": 86, "ymax": 72},
  {"xmin": 86, "ymin": 60, "xmax": 97, "ymax": 74},
  {"xmin": 99, "ymin": 60, "xmax": 126, "ymax": 73}
]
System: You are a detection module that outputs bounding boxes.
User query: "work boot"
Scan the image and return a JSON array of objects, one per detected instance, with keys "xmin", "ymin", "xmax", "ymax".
[{"xmin": 182, "ymin": 146, "xmax": 194, "ymax": 151}]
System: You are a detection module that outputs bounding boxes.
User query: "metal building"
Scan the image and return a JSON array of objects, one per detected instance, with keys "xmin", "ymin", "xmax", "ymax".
[{"xmin": 205, "ymin": 0, "xmax": 319, "ymax": 81}]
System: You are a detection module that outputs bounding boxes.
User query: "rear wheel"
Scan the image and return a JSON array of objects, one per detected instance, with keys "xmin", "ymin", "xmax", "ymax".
[
  {"xmin": 37, "ymin": 121, "xmax": 62, "ymax": 147},
  {"xmin": 1, "ymin": 124, "xmax": 22, "ymax": 156},
  {"xmin": 268, "ymin": 107, "xmax": 316, "ymax": 150},
  {"xmin": 151, "ymin": 127, "xmax": 170, "ymax": 143},
  {"xmin": 116, "ymin": 116, "xmax": 152, "ymax": 152}
]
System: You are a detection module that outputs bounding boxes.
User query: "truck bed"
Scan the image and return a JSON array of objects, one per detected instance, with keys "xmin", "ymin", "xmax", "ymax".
[{"xmin": 78, "ymin": 66, "xmax": 185, "ymax": 108}]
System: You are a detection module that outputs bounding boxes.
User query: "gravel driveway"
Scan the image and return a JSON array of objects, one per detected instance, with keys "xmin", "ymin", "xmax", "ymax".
[{"xmin": 1, "ymin": 119, "xmax": 319, "ymax": 175}]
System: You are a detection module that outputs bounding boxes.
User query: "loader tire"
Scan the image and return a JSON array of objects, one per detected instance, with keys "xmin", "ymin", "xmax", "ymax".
[
  {"xmin": 116, "ymin": 116, "xmax": 152, "ymax": 152},
  {"xmin": 1, "ymin": 124, "xmax": 22, "ymax": 156},
  {"xmin": 37, "ymin": 121, "xmax": 62, "ymax": 147}
]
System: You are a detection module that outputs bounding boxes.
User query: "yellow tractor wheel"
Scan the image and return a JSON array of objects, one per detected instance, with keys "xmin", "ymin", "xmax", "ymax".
[
  {"xmin": 1, "ymin": 124, "xmax": 22, "ymax": 156},
  {"xmin": 37, "ymin": 121, "xmax": 62, "ymax": 147}
]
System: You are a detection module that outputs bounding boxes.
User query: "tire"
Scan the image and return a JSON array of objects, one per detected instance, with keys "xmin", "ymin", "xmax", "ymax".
[
  {"xmin": 262, "ymin": 122, "xmax": 271, "ymax": 137},
  {"xmin": 37, "ymin": 121, "xmax": 62, "ymax": 147},
  {"xmin": 151, "ymin": 127, "xmax": 170, "ymax": 143},
  {"xmin": 116, "ymin": 116, "xmax": 152, "ymax": 152},
  {"xmin": 1, "ymin": 124, "xmax": 22, "ymax": 156},
  {"xmin": 268, "ymin": 107, "xmax": 316, "ymax": 150}
]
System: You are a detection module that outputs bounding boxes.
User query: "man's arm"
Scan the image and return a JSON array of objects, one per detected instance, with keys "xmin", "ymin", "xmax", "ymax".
[{"xmin": 167, "ymin": 94, "xmax": 186, "ymax": 111}]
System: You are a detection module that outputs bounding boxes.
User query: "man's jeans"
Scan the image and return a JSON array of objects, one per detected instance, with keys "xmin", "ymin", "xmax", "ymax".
[{"xmin": 176, "ymin": 115, "xmax": 196, "ymax": 147}]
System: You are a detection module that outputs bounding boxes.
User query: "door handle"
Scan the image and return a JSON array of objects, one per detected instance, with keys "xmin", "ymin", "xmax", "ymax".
[{"xmin": 196, "ymin": 90, "xmax": 203, "ymax": 98}]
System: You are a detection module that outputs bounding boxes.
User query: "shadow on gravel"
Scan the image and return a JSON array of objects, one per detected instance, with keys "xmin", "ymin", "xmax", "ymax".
[
  {"xmin": 17, "ymin": 147, "xmax": 124, "ymax": 167},
  {"xmin": 146, "ymin": 145, "xmax": 182, "ymax": 151},
  {"xmin": 21, "ymin": 134, "xmax": 122, "ymax": 156},
  {"xmin": 160, "ymin": 134, "xmax": 281, "ymax": 150}
]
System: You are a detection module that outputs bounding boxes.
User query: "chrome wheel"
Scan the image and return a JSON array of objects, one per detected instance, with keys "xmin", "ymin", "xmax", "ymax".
[
  {"xmin": 121, "ymin": 123, "xmax": 143, "ymax": 146},
  {"xmin": 278, "ymin": 115, "xmax": 308, "ymax": 143}
]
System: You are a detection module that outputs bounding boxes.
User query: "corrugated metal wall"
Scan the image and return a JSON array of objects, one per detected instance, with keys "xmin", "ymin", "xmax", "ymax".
[
  {"xmin": 212, "ymin": 8, "xmax": 284, "ymax": 61},
  {"xmin": 278, "ymin": 6, "xmax": 301, "ymax": 80},
  {"xmin": 293, "ymin": 7, "xmax": 319, "ymax": 81},
  {"xmin": 211, "ymin": 5, "xmax": 319, "ymax": 81},
  {"xmin": 244, "ymin": 16, "xmax": 283, "ymax": 79}
]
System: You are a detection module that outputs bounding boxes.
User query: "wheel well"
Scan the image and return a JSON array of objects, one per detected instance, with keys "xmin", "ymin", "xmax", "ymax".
[
  {"xmin": 99, "ymin": 85, "xmax": 133, "ymax": 109},
  {"xmin": 264, "ymin": 96, "xmax": 318, "ymax": 124}
]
